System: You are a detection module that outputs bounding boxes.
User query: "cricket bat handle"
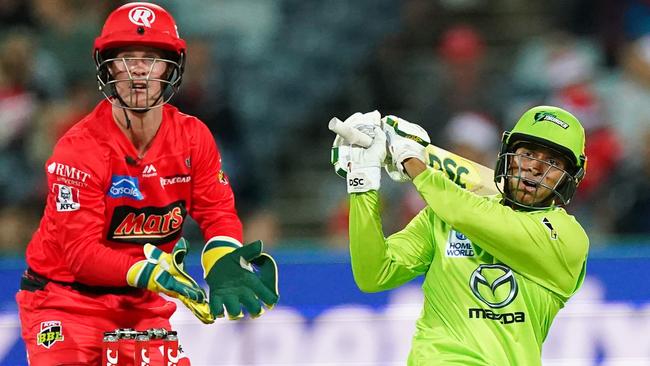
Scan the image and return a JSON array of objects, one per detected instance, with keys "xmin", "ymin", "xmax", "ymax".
[{"xmin": 328, "ymin": 117, "xmax": 373, "ymax": 147}]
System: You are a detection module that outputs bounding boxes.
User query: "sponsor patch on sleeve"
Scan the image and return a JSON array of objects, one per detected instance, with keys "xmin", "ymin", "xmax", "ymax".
[
  {"xmin": 217, "ymin": 170, "xmax": 229, "ymax": 185},
  {"xmin": 53, "ymin": 184, "xmax": 80, "ymax": 212},
  {"xmin": 542, "ymin": 217, "xmax": 558, "ymax": 240}
]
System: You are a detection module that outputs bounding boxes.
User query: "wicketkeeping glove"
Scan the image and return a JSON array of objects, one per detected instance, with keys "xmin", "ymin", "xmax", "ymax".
[
  {"xmin": 127, "ymin": 238, "xmax": 214, "ymax": 324},
  {"xmin": 202, "ymin": 239, "xmax": 279, "ymax": 320},
  {"xmin": 330, "ymin": 111, "xmax": 387, "ymax": 193},
  {"xmin": 382, "ymin": 115, "xmax": 431, "ymax": 180}
]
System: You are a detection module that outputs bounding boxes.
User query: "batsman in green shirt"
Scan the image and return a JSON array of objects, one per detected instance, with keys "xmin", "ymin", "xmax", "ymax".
[{"xmin": 330, "ymin": 106, "xmax": 588, "ymax": 365}]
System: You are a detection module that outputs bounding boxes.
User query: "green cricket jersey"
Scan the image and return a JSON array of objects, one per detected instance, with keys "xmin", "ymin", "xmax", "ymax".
[{"xmin": 349, "ymin": 168, "xmax": 589, "ymax": 366}]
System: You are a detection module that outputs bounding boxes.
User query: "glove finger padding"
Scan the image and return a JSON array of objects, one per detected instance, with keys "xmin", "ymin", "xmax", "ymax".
[
  {"xmin": 382, "ymin": 116, "xmax": 431, "ymax": 179},
  {"xmin": 203, "ymin": 240, "xmax": 280, "ymax": 320},
  {"xmin": 331, "ymin": 134, "xmax": 350, "ymax": 179},
  {"xmin": 234, "ymin": 240, "xmax": 263, "ymax": 262},
  {"xmin": 239, "ymin": 287, "xmax": 264, "ymax": 318},
  {"xmin": 222, "ymin": 294, "xmax": 244, "ymax": 320},
  {"xmin": 127, "ymin": 240, "xmax": 207, "ymax": 303},
  {"xmin": 208, "ymin": 292, "xmax": 225, "ymax": 319},
  {"xmin": 250, "ymin": 253, "xmax": 279, "ymax": 307}
]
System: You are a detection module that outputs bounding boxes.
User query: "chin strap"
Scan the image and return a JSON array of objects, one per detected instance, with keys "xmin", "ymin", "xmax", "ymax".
[{"xmin": 121, "ymin": 107, "xmax": 132, "ymax": 130}]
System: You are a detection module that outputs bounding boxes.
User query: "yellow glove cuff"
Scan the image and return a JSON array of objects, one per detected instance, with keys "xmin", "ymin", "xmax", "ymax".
[{"xmin": 201, "ymin": 237, "xmax": 241, "ymax": 277}]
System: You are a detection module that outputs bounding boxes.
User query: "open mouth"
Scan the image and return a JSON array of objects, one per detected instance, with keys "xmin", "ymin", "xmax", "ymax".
[
  {"xmin": 131, "ymin": 83, "xmax": 147, "ymax": 90},
  {"xmin": 517, "ymin": 177, "xmax": 539, "ymax": 192}
]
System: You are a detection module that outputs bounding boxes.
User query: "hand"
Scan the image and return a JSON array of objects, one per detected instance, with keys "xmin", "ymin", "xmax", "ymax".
[
  {"xmin": 382, "ymin": 115, "xmax": 431, "ymax": 180},
  {"xmin": 202, "ymin": 239, "xmax": 279, "ymax": 320},
  {"xmin": 330, "ymin": 111, "xmax": 387, "ymax": 193},
  {"xmin": 127, "ymin": 238, "xmax": 214, "ymax": 323}
]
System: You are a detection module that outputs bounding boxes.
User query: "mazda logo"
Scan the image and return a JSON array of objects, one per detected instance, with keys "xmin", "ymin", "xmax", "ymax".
[{"xmin": 469, "ymin": 264, "xmax": 518, "ymax": 308}]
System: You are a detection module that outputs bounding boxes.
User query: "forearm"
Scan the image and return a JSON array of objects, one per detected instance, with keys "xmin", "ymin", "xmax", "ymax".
[
  {"xmin": 349, "ymin": 191, "xmax": 419, "ymax": 292},
  {"xmin": 403, "ymin": 157, "xmax": 427, "ymax": 179},
  {"xmin": 65, "ymin": 241, "xmax": 139, "ymax": 286}
]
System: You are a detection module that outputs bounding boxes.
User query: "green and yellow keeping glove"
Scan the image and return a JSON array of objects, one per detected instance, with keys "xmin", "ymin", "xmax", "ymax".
[
  {"xmin": 202, "ymin": 239, "xmax": 279, "ymax": 320},
  {"xmin": 127, "ymin": 238, "xmax": 214, "ymax": 324}
]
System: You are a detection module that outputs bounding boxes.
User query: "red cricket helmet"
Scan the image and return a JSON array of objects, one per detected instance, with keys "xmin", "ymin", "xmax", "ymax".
[
  {"xmin": 93, "ymin": 2, "xmax": 186, "ymax": 111},
  {"xmin": 94, "ymin": 2, "xmax": 186, "ymax": 57}
]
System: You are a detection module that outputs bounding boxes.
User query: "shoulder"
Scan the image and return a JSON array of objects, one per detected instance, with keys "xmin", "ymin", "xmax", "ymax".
[
  {"xmin": 164, "ymin": 104, "xmax": 212, "ymax": 136},
  {"xmin": 49, "ymin": 107, "xmax": 111, "ymax": 181},
  {"xmin": 531, "ymin": 207, "xmax": 589, "ymax": 254}
]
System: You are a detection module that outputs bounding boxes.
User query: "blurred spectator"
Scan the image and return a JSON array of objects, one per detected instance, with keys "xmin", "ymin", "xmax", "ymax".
[
  {"xmin": 398, "ymin": 111, "xmax": 500, "ymax": 226},
  {"xmin": 600, "ymin": 35, "xmax": 650, "ymax": 160},
  {"xmin": 552, "ymin": 85, "xmax": 622, "ymax": 200},
  {"xmin": 443, "ymin": 111, "xmax": 499, "ymax": 166},
  {"xmin": 0, "ymin": 32, "xmax": 39, "ymax": 206},
  {"xmin": 28, "ymin": 80, "xmax": 99, "ymax": 166},
  {"xmin": 243, "ymin": 209, "xmax": 281, "ymax": 249},
  {"xmin": 565, "ymin": 0, "xmax": 625, "ymax": 68},
  {"xmin": 0, "ymin": 0, "xmax": 35, "ymax": 29},
  {"xmin": 510, "ymin": 31, "xmax": 602, "ymax": 121},
  {"xmin": 0, "ymin": 206, "xmax": 39, "ymax": 254},
  {"xmin": 548, "ymin": 85, "xmax": 622, "ymax": 236},
  {"xmin": 608, "ymin": 129, "xmax": 650, "ymax": 235},
  {"xmin": 348, "ymin": 0, "xmax": 444, "ymax": 119},
  {"xmin": 420, "ymin": 24, "xmax": 508, "ymax": 139},
  {"xmin": 31, "ymin": 0, "xmax": 101, "ymax": 89}
]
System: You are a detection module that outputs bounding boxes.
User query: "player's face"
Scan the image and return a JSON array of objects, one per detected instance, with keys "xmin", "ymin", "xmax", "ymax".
[
  {"xmin": 507, "ymin": 143, "xmax": 569, "ymax": 206},
  {"xmin": 108, "ymin": 47, "xmax": 170, "ymax": 110}
]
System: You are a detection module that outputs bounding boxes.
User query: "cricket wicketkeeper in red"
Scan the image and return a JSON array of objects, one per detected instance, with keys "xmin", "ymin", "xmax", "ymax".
[{"xmin": 16, "ymin": 2, "xmax": 279, "ymax": 365}]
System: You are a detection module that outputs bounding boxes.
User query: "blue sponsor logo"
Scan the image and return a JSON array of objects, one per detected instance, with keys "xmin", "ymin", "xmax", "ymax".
[
  {"xmin": 108, "ymin": 175, "xmax": 144, "ymax": 200},
  {"xmin": 455, "ymin": 231, "xmax": 467, "ymax": 240}
]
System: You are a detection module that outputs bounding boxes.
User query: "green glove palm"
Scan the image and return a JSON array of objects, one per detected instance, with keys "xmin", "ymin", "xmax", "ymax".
[
  {"xmin": 127, "ymin": 238, "xmax": 214, "ymax": 324},
  {"xmin": 202, "ymin": 240, "xmax": 279, "ymax": 320}
]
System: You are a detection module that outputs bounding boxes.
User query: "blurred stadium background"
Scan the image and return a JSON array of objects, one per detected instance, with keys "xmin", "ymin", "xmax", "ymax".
[{"xmin": 1, "ymin": 0, "xmax": 650, "ymax": 364}]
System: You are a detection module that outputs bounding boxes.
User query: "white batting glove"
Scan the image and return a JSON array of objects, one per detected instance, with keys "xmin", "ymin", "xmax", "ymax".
[
  {"xmin": 382, "ymin": 115, "xmax": 431, "ymax": 180},
  {"xmin": 330, "ymin": 111, "xmax": 387, "ymax": 193}
]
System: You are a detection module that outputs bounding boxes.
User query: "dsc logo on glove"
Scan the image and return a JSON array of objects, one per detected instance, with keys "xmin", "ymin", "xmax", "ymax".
[{"xmin": 348, "ymin": 178, "xmax": 365, "ymax": 187}]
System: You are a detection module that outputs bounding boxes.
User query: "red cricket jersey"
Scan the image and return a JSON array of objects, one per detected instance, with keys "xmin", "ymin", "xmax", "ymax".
[{"xmin": 25, "ymin": 100, "xmax": 243, "ymax": 287}]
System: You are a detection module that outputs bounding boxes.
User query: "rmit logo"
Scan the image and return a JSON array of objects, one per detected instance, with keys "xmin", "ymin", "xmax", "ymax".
[
  {"xmin": 108, "ymin": 200, "xmax": 186, "ymax": 244},
  {"xmin": 47, "ymin": 162, "xmax": 91, "ymax": 183},
  {"xmin": 349, "ymin": 178, "xmax": 365, "ymax": 187}
]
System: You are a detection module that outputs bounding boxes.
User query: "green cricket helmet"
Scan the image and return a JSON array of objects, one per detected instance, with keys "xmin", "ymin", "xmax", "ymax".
[{"xmin": 494, "ymin": 106, "xmax": 587, "ymax": 209}]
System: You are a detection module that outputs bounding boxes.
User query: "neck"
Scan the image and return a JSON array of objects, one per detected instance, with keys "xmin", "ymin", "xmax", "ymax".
[{"xmin": 112, "ymin": 105, "xmax": 163, "ymax": 157}]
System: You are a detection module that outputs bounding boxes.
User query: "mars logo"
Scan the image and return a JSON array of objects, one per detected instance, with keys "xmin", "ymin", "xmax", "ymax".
[
  {"xmin": 37, "ymin": 321, "xmax": 64, "ymax": 349},
  {"xmin": 108, "ymin": 200, "xmax": 186, "ymax": 245},
  {"xmin": 128, "ymin": 6, "xmax": 156, "ymax": 27},
  {"xmin": 53, "ymin": 184, "xmax": 80, "ymax": 212}
]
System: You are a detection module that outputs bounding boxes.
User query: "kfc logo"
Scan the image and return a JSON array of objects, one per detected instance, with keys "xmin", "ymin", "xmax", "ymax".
[
  {"xmin": 53, "ymin": 184, "xmax": 80, "ymax": 212},
  {"xmin": 128, "ymin": 6, "xmax": 156, "ymax": 27}
]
